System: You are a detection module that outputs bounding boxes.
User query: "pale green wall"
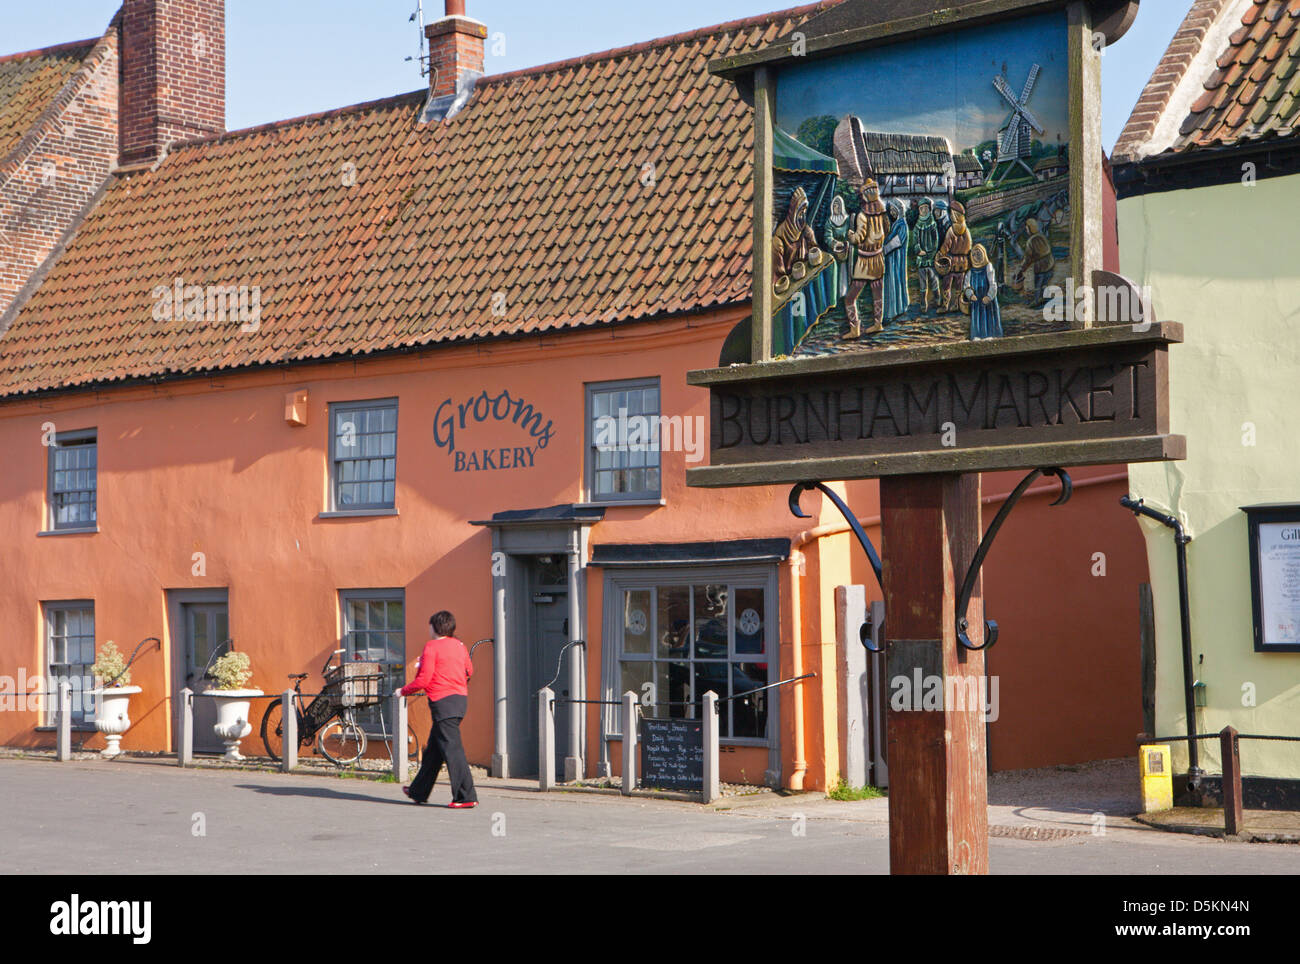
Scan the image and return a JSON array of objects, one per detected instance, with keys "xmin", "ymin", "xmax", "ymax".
[{"xmin": 1120, "ymin": 171, "xmax": 1300, "ymax": 780}]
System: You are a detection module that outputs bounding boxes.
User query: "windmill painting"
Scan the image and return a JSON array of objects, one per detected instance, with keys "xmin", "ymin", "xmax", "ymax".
[
  {"xmin": 992, "ymin": 64, "xmax": 1044, "ymax": 184},
  {"xmin": 767, "ymin": 10, "xmax": 1072, "ymax": 359}
]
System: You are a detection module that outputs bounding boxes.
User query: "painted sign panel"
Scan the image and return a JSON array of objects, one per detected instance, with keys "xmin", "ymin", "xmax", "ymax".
[
  {"xmin": 769, "ymin": 11, "xmax": 1071, "ymax": 358},
  {"xmin": 687, "ymin": 325, "xmax": 1184, "ymax": 484}
]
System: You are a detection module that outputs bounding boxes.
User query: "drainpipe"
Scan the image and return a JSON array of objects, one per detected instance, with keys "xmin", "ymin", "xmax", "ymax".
[
  {"xmin": 1120, "ymin": 496, "xmax": 1201, "ymax": 791},
  {"xmin": 787, "ymin": 548, "xmax": 808, "ymax": 790},
  {"xmin": 566, "ymin": 548, "xmax": 584, "ymax": 782},
  {"xmin": 490, "ymin": 546, "xmax": 508, "ymax": 778}
]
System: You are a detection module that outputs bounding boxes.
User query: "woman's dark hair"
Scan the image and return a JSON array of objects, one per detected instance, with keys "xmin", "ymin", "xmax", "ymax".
[{"xmin": 430, "ymin": 611, "xmax": 456, "ymax": 637}]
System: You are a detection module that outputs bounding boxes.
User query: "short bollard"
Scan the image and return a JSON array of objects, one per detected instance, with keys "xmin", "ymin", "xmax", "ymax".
[
  {"xmin": 56, "ymin": 680, "xmax": 72, "ymax": 761},
  {"xmin": 178, "ymin": 687, "xmax": 194, "ymax": 767},
  {"xmin": 702, "ymin": 690, "xmax": 720, "ymax": 804},
  {"xmin": 1221, "ymin": 725, "xmax": 1243, "ymax": 836},
  {"xmin": 538, "ymin": 686, "xmax": 555, "ymax": 791},
  {"xmin": 621, "ymin": 691, "xmax": 638, "ymax": 796},
  {"xmin": 392, "ymin": 693, "xmax": 408, "ymax": 784},
  {"xmin": 282, "ymin": 688, "xmax": 298, "ymax": 772}
]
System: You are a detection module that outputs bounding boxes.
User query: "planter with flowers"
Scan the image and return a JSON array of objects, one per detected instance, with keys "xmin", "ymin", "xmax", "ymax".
[
  {"xmin": 202, "ymin": 652, "xmax": 262, "ymax": 761},
  {"xmin": 90, "ymin": 641, "xmax": 142, "ymax": 759}
]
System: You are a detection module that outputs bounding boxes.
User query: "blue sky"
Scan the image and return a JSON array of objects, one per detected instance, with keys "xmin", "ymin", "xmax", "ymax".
[{"xmin": 5, "ymin": 0, "xmax": 1191, "ymax": 152}]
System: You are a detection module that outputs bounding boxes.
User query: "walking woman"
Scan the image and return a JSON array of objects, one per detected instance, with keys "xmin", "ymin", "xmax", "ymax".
[{"xmin": 400, "ymin": 610, "xmax": 478, "ymax": 808}]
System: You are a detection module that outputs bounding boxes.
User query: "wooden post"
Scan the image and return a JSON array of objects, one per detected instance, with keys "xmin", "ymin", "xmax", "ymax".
[
  {"xmin": 880, "ymin": 473, "xmax": 989, "ymax": 874},
  {"xmin": 1220, "ymin": 725, "xmax": 1242, "ymax": 836},
  {"xmin": 621, "ymin": 691, "xmax": 637, "ymax": 796},
  {"xmin": 751, "ymin": 66, "xmax": 775, "ymax": 363},
  {"xmin": 389, "ymin": 692, "xmax": 406, "ymax": 783},
  {"xmin": 282, "ymin": 689, "xmax": 298, "ymax": 772},
  {"xmin": 178, "ymin": 687, "xmax": 193, "ymax": 767},
  {"xmin": 56, "ymin": 680, "xmax": 72, "ymax": 761},
  {"xmin": 1067, "ymin": 0, "xmax": 1102, "ymax": 326},
  {"xmin": 538, "ymin": 687, "xmax": 555, "ymax": 792},
  {"xmin": 702, "ymin": 690, "xmax": 721, "ymax": 804}
]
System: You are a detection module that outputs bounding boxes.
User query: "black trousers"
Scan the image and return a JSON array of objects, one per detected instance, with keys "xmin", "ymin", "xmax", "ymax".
[{"xmin": 409, "ymin": 694, "xmax": 477, "ymax": 804}]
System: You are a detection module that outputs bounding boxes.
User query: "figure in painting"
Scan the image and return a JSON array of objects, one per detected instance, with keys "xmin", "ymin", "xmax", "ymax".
[
  {"xmin": 1014, "ymin": 217, "xmax": 1054, "ymax": 307},
  {"xmin": 843, "ymin": 178, "xmax": 888, "ymax": 338},
  {"xmin": 825, "ymin": 195, "xmax": 853, "ymax": 300},
  {"xmin": 881, "ymin": 199, "xmax": 909, "ymax": 323},
  {"xmin": 936, "ymin": 200, "xmax": 973, "ymax": 312},
  {"xmin": 772, "ymin": 186, "xmax": 822, "ymax": 296},
  {"xmin": 964, "ymin": 244, "xmax": 1002, "ymax": 340},
  {"xmin": 914, "ymin": 197, "xmax": 941, "ymax": 313}
]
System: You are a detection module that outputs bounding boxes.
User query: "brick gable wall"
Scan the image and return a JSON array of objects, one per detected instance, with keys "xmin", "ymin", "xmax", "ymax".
[{"xmin": 0, "ymin": 34, "xmax": 119, "ymax": 319}]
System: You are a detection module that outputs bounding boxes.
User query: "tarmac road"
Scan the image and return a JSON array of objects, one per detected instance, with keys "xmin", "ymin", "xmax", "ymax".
[{"xmin": 3, "ymin": 756, "xmax": 1298, "ymax": 875}]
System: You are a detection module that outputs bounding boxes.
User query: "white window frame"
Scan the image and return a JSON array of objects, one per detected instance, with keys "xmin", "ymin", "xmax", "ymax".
[
  {"xmin": 584, "ymin": 377, "xmax": 662, "ymax": 504},
  {"xmin": 43, "ymin": 601, "xmax": 96, "ymax": 728},
  {"xmin": 327, "ymin": 399, "xmax": 398, "ymax": 513},
  {"xmin": 339, "ymin": 588, "xmax": 405, "ymax": 733},
  {"xmin": 599, "ymin": 564, "xmax": 778, "ymax": 747},
  {"xmin": 47, "ymin": 428, "xmax": 97, "ymax": 532}
]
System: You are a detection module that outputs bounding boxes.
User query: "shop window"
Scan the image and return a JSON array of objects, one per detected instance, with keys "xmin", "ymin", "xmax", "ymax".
[
  {"xmin": 47, "ymin": 430, "xmax": 97, "ymax": 531},
  {"xmin": 44, "ymin": 602, "xmax": 95, "ymax": 727},
  {"xmin": 586, "ymin": 378, "xmax": 661, "ymax": 502},
  {"xmin": 605, "ymin": 573, "xmax": 774, "ymax": 743},
  {"xmin": 329, "ymin": 400, "xmax": 397, "ymax": 511},
  {"xmin": 340, "ymin": 589, "xmax": 404, "ymax": 732}
]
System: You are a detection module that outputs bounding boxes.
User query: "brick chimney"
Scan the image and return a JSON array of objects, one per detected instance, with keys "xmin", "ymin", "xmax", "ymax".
[
  {"xmin": 421, "ymin": 0, "xmax": 486, "ymax": 122},
  {"xmin": 119, "ymin": 0, "xmax": 225, "ymax": 167}
]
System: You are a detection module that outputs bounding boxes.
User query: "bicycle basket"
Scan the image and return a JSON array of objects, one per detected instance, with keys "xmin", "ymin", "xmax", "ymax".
[{"xmin": 323, "ymin": 661, "xmax": 385, "ymax": 708}]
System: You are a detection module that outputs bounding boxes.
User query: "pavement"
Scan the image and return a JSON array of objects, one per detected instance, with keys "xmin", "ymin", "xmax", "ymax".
[
  {"xmin": 3, "ymin": 754, "xmax": 1300, "ymax": 873},
  {"xmin": 1137, "ymin": 808, "xmax": 1300, "ymax": 843}
]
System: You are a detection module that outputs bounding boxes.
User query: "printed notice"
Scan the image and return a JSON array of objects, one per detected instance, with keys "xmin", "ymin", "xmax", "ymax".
[{"xmin": 1259, "ymin": 522, "xmax": 1300, "ymax": 646}]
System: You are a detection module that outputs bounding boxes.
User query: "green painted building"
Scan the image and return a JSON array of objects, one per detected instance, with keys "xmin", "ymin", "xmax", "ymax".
[{"xmin": 1113, "ymin": 0, "xmax": 1300, "ymax": 802}]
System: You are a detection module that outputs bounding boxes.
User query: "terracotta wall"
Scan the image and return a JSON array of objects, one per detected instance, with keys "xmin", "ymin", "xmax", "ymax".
[{"xmin": 0, "ymin": 306, "xmax": 1145, "ymax": 782}]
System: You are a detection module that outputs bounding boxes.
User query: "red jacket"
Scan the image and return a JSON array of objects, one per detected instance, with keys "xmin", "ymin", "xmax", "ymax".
[{"xmin": 400, "ymin": 635, "xmax": 472, "ymax": 703}]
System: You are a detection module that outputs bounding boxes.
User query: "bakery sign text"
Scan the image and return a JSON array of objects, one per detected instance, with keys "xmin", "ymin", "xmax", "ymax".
[{"xmin": 434, "ymin": 389, "xmax": 556, "ymax": 472}]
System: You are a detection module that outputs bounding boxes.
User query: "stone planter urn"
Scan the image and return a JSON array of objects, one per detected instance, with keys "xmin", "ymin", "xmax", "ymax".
[
  {"xmin": 92, "ymin": 685, "xmax": 142, "ymax": 759},
  {"xmin": 204, "ymin": 689, "xmax": 263, "ymax": 761}
]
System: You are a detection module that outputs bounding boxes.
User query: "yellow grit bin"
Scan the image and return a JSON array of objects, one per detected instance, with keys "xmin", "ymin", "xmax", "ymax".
[{"xmin": 1140, "ymin": 744, "xmax": 1173, "ymax": 812}]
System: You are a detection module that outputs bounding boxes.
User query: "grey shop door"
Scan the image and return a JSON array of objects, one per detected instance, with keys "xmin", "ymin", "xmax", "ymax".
[
  {"xmin": 182, "ymin": 603, "xmax": 227, "ymax": 753},
  {"xmin": 531, "ymin": 592, "xmax": 572, "ymax": 779}
]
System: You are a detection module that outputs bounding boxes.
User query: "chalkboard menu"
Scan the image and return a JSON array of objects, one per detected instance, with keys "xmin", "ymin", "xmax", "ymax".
[{"xmin": 639, "ymin": 717, "xmax": 704, "ymax": 791}]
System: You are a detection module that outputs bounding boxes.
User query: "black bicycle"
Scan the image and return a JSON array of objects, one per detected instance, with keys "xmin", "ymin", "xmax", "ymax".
[{"xmin": 260, "ymin": 649, "xmax": 420, "ymax": 767}]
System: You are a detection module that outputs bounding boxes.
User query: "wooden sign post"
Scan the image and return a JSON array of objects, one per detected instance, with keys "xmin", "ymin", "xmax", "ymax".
[{"xmin": 694, "ymin": 0, "xmax": 1162, "ymax": 874}]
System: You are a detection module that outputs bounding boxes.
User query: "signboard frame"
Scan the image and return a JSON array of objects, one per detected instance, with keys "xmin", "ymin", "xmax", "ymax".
[{"xmin": 1243, "ymin": 504, "xmax": 1300, "ymax": 653}]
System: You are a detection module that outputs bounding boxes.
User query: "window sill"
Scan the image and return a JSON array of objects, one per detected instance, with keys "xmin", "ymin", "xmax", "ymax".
[
  {"xmin": 318, "ymin": 508, "xmax": 399, "ymax": 519},
  {"xmin": 37, "ymin": 527, "xmax": 99, "ymax": 537},
  {"xmin": 35, "ymin": 725, "xmax": 97, "ymax": 733},
  {"xmin": 577, "ymin": 499, "xmax": 665, "ymax": 509},
  {"xmin": 606, "ymin": 734, "xmax": 770, "ymax": 748}
]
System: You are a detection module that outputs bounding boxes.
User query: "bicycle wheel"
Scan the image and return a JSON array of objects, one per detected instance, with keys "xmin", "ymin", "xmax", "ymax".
[
  {"xmin": 317, "ymin": 718, "xmax": 367, "ymax": 765},
  {"xmin": 406, "ymin": 724, "xmax": 422, "ymax": 765},
  {"xmin": 261, "ymin": 697, "xmax": 288, "ymax": 762}
]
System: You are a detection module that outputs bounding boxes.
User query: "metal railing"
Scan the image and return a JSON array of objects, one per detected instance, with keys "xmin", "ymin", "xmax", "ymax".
[{"xmin": 538, "ymin": 671, "xmax": 817, "ymax": 803}]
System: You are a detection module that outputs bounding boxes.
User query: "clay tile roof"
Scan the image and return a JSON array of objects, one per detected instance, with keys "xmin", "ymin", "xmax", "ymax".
[
  {"xmin": 0, "ymin": 3, "xmax": 838, "ymax": 399},
  {"xmin": 0, "ymin": 38, "xmax": 96, "ymax": 161},
  {"xmin": 1114, "ymin": 0, "xmax": 1300, "ymax": 162}
]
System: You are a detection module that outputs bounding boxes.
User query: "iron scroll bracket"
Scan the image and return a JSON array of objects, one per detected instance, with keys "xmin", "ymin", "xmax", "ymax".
[
  {"xmin": 789, "ymin": 481, "xmax": 885, "ymax": 652},
  {"xmin": 956, "ymin": 467, "xmax": 1073, "ymax": 652}
]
